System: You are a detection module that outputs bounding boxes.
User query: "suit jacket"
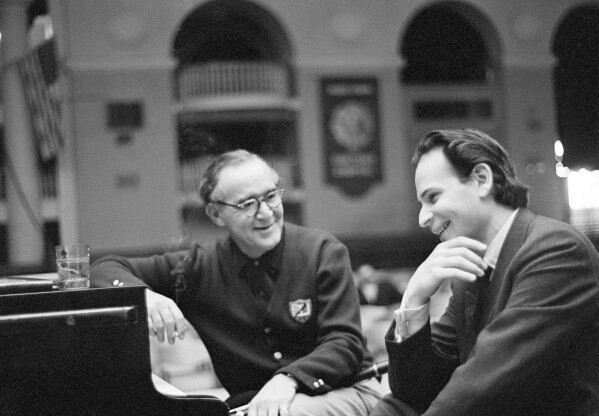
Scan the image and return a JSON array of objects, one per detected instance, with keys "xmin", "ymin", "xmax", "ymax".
[{"xmin": 385, "ymin": 209, "xmax": 599, "ymax": 415}]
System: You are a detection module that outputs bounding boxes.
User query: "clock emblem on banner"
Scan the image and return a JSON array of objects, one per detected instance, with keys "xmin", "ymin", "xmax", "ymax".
[{"xmin": 329, "ymin": 101, "xmax": 374, "ymax": 152}]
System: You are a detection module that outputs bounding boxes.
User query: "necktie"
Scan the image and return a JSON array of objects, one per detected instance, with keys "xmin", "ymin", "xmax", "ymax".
[
  {"xmin": 243, "ymin": 261, "xmax": 274, "ymax": 313},
  {"xmin": 475, "ymin": 267, "xmax": 493, "ymax": 332}
]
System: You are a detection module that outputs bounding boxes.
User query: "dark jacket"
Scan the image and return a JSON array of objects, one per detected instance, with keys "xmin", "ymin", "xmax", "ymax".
[
  {"xmin": 92, "ymin": 223, "xmax": 372, "ymax": 397},
  {"xmin": 385, "ymin": 209, "xmax": 599, "ymax": 415}
]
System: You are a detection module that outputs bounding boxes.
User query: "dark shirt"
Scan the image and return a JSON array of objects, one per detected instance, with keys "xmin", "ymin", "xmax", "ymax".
[{"xmin": 236, "ymin": 231, "xmax": 283, "ymax": 304}]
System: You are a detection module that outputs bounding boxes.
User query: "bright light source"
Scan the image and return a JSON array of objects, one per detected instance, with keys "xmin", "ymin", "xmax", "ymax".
[
  {"xmin": 554, "ymin": 139, "xmax": 564, "ymax": 158},
  {"xmin": 556, "ymin": 162, "xmax": 570, "ymax": 178},
  {"xmin": 567, "ymin": 169, "xmax": 599, "ymax": 209}
]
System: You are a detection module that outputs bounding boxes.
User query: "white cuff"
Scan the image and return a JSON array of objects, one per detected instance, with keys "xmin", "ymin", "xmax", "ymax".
[{"xmin": 393, "ymin": 301, "xmax": 429, "ymax": 342}]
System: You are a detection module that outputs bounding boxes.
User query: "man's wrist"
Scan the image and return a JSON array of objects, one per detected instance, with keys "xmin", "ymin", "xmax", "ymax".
[
  {"xmin": 402, "ymin": 289, "xmax": 430, "ymax": 310},
  {"xmin": 394, "ymin": 302, "xmax": 430, "ymax": 341},
  {"xmin": 281, "ymin": 373, "xmax": 299, "ymax": 390}
]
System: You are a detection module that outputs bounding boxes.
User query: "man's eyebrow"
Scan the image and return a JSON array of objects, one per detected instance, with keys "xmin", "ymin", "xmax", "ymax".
[{"xmin": 238, "ymin": 187, "xmax": 278, "ymax": 203}]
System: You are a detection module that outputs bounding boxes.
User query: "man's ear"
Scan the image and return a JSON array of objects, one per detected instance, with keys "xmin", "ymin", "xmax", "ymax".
[
  {"xmin": 471, "ymin": 163, "xmax": 493, "ymax": 197},
  {"xmin": 205, "ymin": 203, "xmax": 226, "ymax": 227}
]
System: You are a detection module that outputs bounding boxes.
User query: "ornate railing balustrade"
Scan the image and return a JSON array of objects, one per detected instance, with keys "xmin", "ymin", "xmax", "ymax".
[{"xmin": 176, "ymin": 61, "xmax": 290, "ymax": 100}]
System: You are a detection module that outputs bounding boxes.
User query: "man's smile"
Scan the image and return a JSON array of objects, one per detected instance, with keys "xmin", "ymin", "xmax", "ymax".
[{"xmin": 433, "ymin": 222, "xmax": 449, "ymax": 237}]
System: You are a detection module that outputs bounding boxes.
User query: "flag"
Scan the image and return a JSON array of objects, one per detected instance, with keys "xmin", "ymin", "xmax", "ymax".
[{"xmin": 16, "ymin": 38, "xmax": 64, "ymax": 161}]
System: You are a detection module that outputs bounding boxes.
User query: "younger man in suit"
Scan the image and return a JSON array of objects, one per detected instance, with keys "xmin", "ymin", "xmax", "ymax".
[{"xmin": 371, "ymin": 129, "xmax": 599, "ymax": 416}]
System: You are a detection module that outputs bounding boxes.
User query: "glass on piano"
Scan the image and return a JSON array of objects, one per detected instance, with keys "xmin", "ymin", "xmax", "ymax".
[{"xmin": 55, "ymin": 244, "xmax": 91, "ymax": 290}]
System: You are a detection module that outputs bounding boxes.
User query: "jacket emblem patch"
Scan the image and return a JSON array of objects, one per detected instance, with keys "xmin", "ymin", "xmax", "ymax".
[{"xmin": 289, "ymin": 299, "xmax": 312, "ymax": 323}]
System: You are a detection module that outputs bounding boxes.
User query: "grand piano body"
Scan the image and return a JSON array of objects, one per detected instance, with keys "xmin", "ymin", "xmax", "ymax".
[{"xmin": 0, "ymin": 283, "xmax": 229, "ymax": 416}]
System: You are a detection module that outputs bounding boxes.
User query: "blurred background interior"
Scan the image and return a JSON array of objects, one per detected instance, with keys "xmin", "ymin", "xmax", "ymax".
[{"xmin": 1, "ymin": 0, "xmax": 598, "ymax": 398}]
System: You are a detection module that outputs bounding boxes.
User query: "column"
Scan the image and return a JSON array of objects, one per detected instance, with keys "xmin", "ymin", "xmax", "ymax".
[
  {"xmin": 49, "ymin": 0, "xmax": 80, "ymax": 245},
  {"xmin": 0, "ymin": 0, "xmax": 45, "ymax": 265}
]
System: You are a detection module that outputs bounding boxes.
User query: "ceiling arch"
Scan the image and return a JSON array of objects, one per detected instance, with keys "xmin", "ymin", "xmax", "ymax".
[{"xmin": 172, "ymin": 0, "xmax": 293, "ymax": 67}]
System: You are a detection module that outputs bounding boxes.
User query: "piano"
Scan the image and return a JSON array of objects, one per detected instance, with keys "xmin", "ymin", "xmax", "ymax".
[{"xmin": 0, "ymin": 282, "xmax": 229, "ymax": 416}]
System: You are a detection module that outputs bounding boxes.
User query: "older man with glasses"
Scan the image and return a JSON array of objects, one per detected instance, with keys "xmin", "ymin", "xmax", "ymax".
[{"xmin": 91, "ymin": 149, "xmax": 381, "ymax": 416}]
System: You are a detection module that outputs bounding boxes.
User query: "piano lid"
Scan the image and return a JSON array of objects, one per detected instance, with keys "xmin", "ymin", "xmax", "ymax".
[
  {"xmin": 0, "ymin": 274, "xmax": 56, "ymax": 294},
  {"xmin": 0, "ymin": 285, "xmax": 228, "ymax": 416}
]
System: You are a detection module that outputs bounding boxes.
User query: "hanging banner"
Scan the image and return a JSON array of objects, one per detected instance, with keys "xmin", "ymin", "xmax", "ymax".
[{"xmin": 321, "ymin": 77, "xmax": 382, "ymax": 197}]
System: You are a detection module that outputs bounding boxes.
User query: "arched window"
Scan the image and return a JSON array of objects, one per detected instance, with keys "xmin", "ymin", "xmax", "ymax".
[
  {"xmin": 172, "ymin": 0, "xmax": 294, "ymax": 102},
  {"xmin": 402, "ymin": 4, "xmax": 490, "ymax": 84},
  {"xmin": 399, "ymin": 2, "xmax": 503, "ymax": 144},
  {"xmin": 173, "ymin": 0, "xmax": 292, "ymax": 66},
  {"xmin": 171, "ymin": 0, "xmax": 302, "ymax": 229},
  {"xmin": 553, "ymin": 5, "xmax": 599, "ymax": 171},
  {"xmin": 553, "ymin": 5, "xmax": 599, "ymax": 239}
]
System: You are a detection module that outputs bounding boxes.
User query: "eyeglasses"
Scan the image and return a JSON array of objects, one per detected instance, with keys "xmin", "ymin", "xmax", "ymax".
[{"xmin": 211, "ymin": 188, "xmax": 285, "ymax": 217}]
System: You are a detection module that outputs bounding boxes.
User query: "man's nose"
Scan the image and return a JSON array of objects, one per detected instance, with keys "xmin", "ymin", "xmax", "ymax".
[{"xmin": 419, "ymin": 207, "xmax": 432, "ymax": 228}]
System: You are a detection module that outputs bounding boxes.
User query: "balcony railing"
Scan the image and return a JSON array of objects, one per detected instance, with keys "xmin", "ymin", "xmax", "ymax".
[{"xmin": 176, "ymin": 61, "xmax": 290, "ymax": 101}]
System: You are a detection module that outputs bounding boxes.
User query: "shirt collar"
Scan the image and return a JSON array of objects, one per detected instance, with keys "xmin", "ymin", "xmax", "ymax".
[
  {"xmin": 483, "ymin": 208, "xmax": 519, "ymax": 268},
  {"xmin": 229, "ymin": 226, "xmax": 285, "ymax": 279}
]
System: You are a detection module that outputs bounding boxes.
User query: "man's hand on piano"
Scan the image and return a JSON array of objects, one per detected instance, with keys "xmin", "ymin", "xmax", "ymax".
[
  {"xmin": 247, "ymin": 373, "xmax": 297, "ymax": 416},
  {"xmin": 145, "ymin": 289, "xmax": 188, "ymax": 344}
]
